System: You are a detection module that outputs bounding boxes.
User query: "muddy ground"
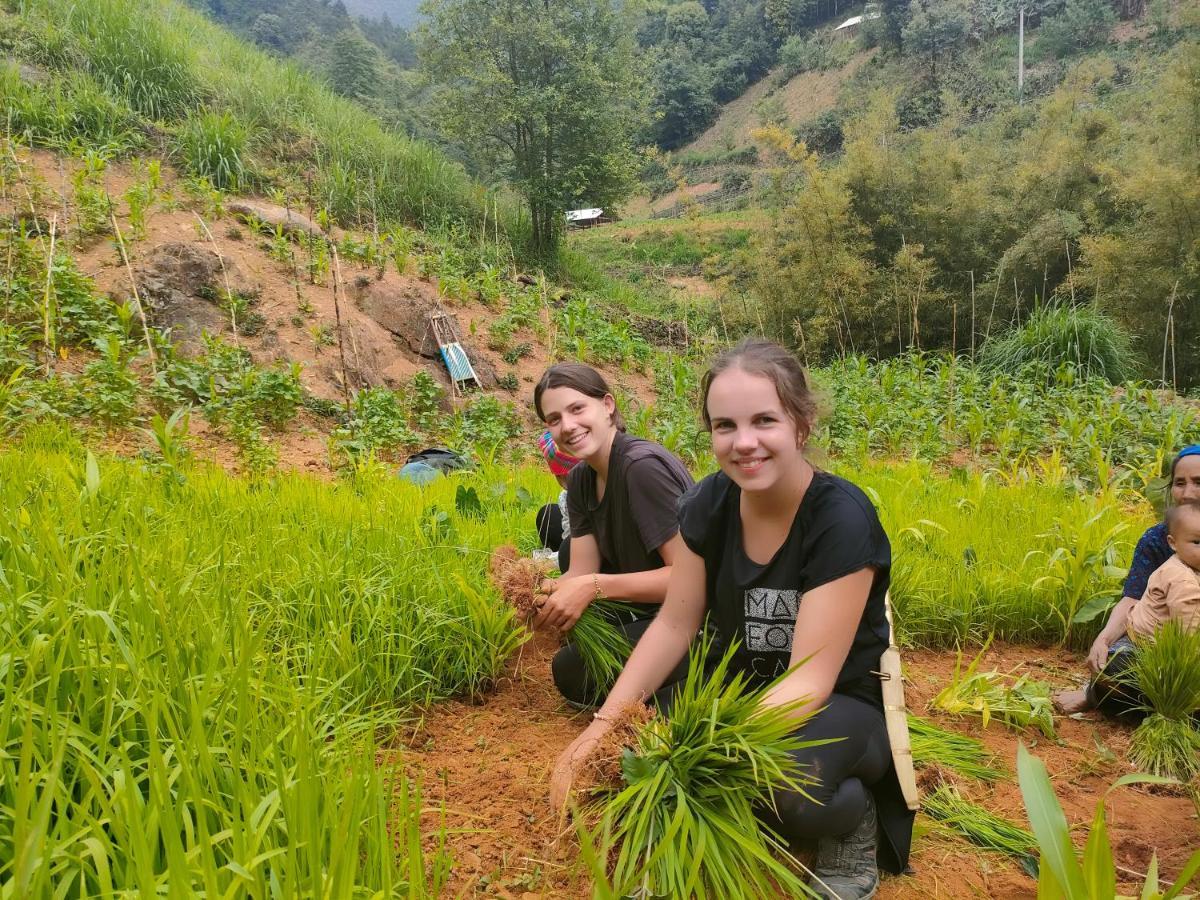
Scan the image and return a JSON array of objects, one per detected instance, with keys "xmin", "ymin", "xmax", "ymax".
[{"xmin": 386, "ymin": 636, "xmax": 1199, "ymax": 898}]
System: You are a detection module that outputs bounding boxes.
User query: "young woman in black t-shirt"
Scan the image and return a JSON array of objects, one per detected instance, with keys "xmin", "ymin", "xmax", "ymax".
[
  {"xmin": 531, "ymin": 363, "xmax": 695, "ymax": 706},
  {"xmin": 550, "ymin": 341, "xmax": 913, "ymax": 900}
]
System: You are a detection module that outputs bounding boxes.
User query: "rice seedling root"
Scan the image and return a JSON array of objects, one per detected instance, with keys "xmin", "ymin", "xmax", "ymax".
[{"xmin": 488, "ymin": 543, "xmax": 550, "ymax": 619}]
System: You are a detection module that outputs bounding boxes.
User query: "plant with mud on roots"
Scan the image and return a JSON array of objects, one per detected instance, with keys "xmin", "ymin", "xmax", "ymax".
[
  {"xmin": 589, "ymin": 639, "xmax": 821, "ymax": 899},
  {"xmin": 488, "ymin": 545, "xmax": 631, "ymax": 697}
]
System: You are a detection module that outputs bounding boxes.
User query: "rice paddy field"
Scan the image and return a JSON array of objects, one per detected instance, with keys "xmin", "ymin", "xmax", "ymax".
[
  {"xmin": 1, "ymin": 0, "xmax": 1199, "ymax": 891},
  {"xmin": 3, "ymin": 418, "xmax": 1198, "ymax": 896}
]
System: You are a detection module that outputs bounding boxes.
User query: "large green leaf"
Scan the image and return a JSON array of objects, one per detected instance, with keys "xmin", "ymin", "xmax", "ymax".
[
  {"xmin": 1081, "ymin": 799, "xmax": 1114, "ymax": 900},
  {"xmin": 1017, "ymin": 743, "xmax": 1088, "ymax": 900}
]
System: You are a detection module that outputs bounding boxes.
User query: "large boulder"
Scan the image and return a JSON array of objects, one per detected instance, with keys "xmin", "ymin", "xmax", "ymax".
[
  {"xmin": 227, "ymin": 200, "xmax": 333, "ymax": 241},
  {"xmin": 136, "ymin": 242, "xmax": 254, "ymax": 353},
  {"xmin": 350, "ymin": 279, "xmax": 499, "ymax": 388}
]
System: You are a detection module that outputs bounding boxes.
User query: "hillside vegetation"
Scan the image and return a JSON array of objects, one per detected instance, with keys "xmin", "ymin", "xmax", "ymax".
[
  {"xmin": 0, "ymin": 0, "xmax": 498, "ymax": 239},
  {"xmin": 590, "ymin": 0, "xmax": 1200, "ymax": 387}
]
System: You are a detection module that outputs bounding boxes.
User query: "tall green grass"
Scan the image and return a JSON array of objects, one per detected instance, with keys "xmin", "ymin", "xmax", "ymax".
[
  {"xmin": 8, "ymin": 0, "xmax": 498, "ymax": 235},
  {"xmin": 980, "ymin": 305, "xmax": 1135, "ymax": 385},
  {"xmin": 0, "ymin": 432, "xmax": 535, "ymax": 892},
  {"xmin": 854, "ymin": 461, "xmax": 1145, "ymax": 647}
]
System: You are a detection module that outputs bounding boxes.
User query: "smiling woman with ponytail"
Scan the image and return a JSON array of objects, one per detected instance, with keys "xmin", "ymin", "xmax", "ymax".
[{"xmin": 531, "ymin": 363, "xmax": 694, "ymax": 707}]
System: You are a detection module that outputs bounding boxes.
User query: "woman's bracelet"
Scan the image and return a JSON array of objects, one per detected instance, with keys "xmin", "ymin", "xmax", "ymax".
[
  {"xmin": 592, "ymin": 711, "xmax": 617, "ymax": 724},
  {"xmin": 592, "ymin": 572, "xmax": 605, "ymax": 601}
]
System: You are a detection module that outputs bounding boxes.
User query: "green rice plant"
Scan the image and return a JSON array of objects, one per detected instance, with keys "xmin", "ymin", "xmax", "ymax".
[
  {"xmin": 1017, "ymin": 743, "xmax": 1200, "ymax": 899},
  {"xmin": 908, "ymin": 716, "xmax": 1003, "ymax": 781},
  {"xmin": 569, "ymin": 600, "xmax": 635, "ymax": 698},
  {"xmin": 1128, "ymin": 622, "xmax": 1200, "ymax": 720},
  {"xmin": 0, "ymin": 437, "xmax": 551, "ymax": 892},
  {"xmin": 595, "ymin": 641, "xmax": 817, "ymax": 899},
  {"xmin": 923, "ymin": 781, "xmax": 1039, "ymax": 866},
  {"xmin": 933, "ymin": 646, "xmax": 1056, "ymax": 738},
  {"xmin": 863, "ymin": 460, "xmax": 1145, "ymax": 648},
  {"xmin": 175, "ymin": 110, "xmax": 248, "ymax": 191},
  {"xmin": 979, "ymin": 305, "xmax": 1136, "ymax": 384},
  {"xmin": 1124, "ymin": 623, "xmax": 1200, "ymax": 781},
  {"xmin": 1129, "ymin": 714, "xmax": 1200, "ymax": 782}
]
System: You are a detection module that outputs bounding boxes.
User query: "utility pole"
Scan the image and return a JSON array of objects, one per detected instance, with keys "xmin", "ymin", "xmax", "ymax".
[{"xmin": 1018, "ymin": 6, "xmax": 1025, "ymax": 103}]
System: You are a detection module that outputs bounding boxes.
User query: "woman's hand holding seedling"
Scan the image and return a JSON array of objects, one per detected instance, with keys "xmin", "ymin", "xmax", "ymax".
[
  {"xmin": 534, "ymin": 575, "xmax": 597, "ymax": 631},
  {"xmin": 550, "ymin": 718, "xmax": 612, "ymax": 809}
]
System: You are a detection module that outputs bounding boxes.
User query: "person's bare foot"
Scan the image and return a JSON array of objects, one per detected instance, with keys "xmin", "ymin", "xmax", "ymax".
[{"xmin": 1052, "ymin": 687, "xmax": 1094, "ymax": 714}]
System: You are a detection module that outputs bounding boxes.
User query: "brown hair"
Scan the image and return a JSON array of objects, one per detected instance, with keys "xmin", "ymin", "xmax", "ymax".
[
  {"xmin": 1165, "ymin": 501, "xmax": 1200, "ymax": 536},
  {"xmin": 533, "ymin": 363, "xmax": 627, "ymax": 432},
  {"xmin": 701, "ymin": 338, "xmax": 818, "ymax": 438}
]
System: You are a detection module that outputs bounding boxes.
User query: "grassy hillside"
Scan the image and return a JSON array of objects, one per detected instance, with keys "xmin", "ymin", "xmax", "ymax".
[{"xmin": 0, "ymin": 0, "xmax": 497, "ymax": 238}]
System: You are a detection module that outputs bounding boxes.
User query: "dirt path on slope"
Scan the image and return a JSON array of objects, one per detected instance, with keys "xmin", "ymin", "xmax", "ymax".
[{"xmin": 387, "ymin": 638, "xmax": 1200, "ymax": 898}]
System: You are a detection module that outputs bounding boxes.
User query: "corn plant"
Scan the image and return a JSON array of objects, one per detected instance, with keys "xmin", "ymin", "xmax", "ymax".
[
  {"xmin": 1017, "ymin": 743, "xmax": 1200, "ymax": 899},
  {"xmin": 595, "ymin": 641, "xmax": 818, "ymax": 899}
]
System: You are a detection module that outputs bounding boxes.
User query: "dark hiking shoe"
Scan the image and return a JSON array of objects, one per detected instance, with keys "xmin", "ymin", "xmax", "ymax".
[{"xmin": 808, "ymin": 791, "xmax": 880, "ymax": 900}]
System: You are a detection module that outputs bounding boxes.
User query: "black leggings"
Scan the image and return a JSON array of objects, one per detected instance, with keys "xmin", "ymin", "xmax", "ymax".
[
  {"xmin": 552, "ymin": 616, "xmax": 691, "ymax": 708},
  {"xmin": 535, "ymin": 503, "xmax": 570, "ymax": 571},
  {"xmin": 762, "ymin": 693, "xmax": 892, "ymax": 841},
  {"xmin": 1086, "ymin": 635, "xmax": 1144, "ymax": 719}
]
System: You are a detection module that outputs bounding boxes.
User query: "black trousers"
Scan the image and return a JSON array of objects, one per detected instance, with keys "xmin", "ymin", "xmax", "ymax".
[
  {"xmin": 535, "ymin": 502, "xmax": 570, "ymax": 571},
  {"xmin": 551, "ymin": 615, "xmax": 691, "ymax": 708},
  {"xmin": 762, "ymin": 693, "xmax": 892, "ymax": 841},
  {"xmin": 1086, "ymin": 635, "xmax": 1144, "ymax": 719}
]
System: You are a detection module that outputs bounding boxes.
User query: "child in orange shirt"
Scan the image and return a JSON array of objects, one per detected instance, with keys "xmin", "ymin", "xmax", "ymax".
[{"xmin": 1127, "ymin": 501, "xmax": 1200, "ymax": 639}]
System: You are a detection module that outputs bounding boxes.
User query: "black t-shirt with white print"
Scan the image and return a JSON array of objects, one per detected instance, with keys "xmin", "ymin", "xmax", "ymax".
[{"xmin": 678, "ymin": 468, "xmax": 891, "ymax": 708}]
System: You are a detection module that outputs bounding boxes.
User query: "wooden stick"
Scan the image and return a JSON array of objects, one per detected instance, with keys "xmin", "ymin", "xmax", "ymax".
[
  {"xmin": 109, "ymin": 213, "xmax": 158, "ymax": 375},
  {"xmin": 330, "ymin": 244, "xmax": 353, "ymax": 416},
  {"xmin": 193, "ymin": 213, "xmax": 240, "ymax": 345},
  {"xmin": 42, "ymin": 215, "xmax": 57, "ymax": 374}
]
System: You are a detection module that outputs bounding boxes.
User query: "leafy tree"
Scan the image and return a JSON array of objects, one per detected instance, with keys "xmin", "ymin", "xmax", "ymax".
[
  {"xmin": 903, "ymin": 0, "xmax": 972, "ymax": 79},
  {"xmin": 753, "ymin": 125, "xmax": 878, "ymax": 359},
  {"xmin": 1035, "ymin": 0, "xmax": 1117, "ymax": 58},
  {"xmin": 329, "ymin": 27, "xmax": 381, "ymax": 101},
  {"xmin": 419, "ymin": 0, "xmax": 646, "ymax": 252},
  {"xmin": 650, "ymin": 49, "xmax": 719, "ymax": 149}
]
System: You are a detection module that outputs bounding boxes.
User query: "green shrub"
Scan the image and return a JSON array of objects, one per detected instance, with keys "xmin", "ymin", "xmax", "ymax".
[
  {"xmin": 978, "ymin": 305, "xmax": 1136, "ymax": 384},
  {"xmin": 176, "ymin": 110, "xmax": 248, "ymax": 191},
  {"xmin": 1035, "ymin": 0, "xmax": 1116, "ymax": 58},
  {"xmin": 333, "ymin": 386, "xmax": 419, "ymax": 457},
  {"xmin": 78, "ymin": 335, "xmax": 140, "ymax": 427},
  {"xmin": 778, "ymin": 33, "xmax": 854, "ymax": 78}
]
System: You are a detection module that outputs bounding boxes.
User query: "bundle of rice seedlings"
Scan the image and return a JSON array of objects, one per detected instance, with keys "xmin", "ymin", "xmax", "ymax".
[
  {"xmin": 908, "ymin": 716, "xmax": 1003, "ymax": 782},
  {"xmin": 593, "ymin": 641, "xmax": 819, "ymax": 899},
  {"xmin": 933, "ymin": 646, "xmax": 1056, "ymax": 738},
  {"xmin": 487, "ymin": 545, "xmax": 631, "ymax": 693},
  {"xmin": 923, "ymin": 780, "xmax": 1038, "ymax": 868},
  {"xmin": 1124, "ymin": 622, "xmax": 1200, "ymax": 781}
]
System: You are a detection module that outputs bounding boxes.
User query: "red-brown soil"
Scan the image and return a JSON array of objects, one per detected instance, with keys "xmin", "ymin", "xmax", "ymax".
[
  {"xmin": 11, "ymin": 148, "xmax": 661, "ymax": 477},
  {"xmin": 388, "ymin": 639, "xmax": 1200, "ymax": 898}
]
